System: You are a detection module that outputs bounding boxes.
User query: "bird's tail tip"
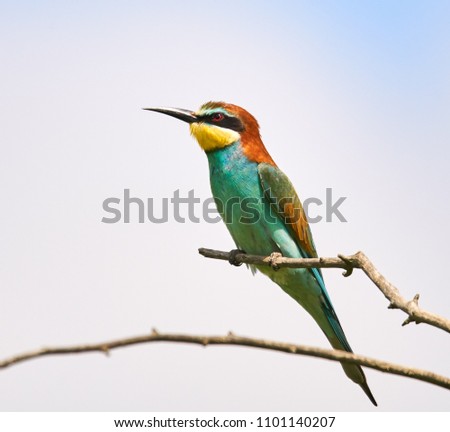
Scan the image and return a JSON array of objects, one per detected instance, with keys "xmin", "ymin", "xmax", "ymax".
[{"xmin": 360, "ymin": 382, "xmax": 378, "ymax": 407}]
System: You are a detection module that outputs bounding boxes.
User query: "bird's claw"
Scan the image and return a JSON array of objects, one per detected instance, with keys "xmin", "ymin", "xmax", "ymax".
[
  {"xmin": 228, "ymin": 249, "xmax": 245, "ymax": 267},
  {"xmin": 269, "ymin": 252, "xmax": 283, "ymax": 271}
]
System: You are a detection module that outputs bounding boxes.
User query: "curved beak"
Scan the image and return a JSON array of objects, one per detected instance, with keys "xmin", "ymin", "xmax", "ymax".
[{"xmin": 143, "ymin": 107, "xmax": 197, "ymax": 124}]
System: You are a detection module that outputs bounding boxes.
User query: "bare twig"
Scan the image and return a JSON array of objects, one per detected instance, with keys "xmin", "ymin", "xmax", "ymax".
[
  {"xmin": 198, "ymin": 248, "xmax": 450, "ymax": 334},
  {"xmin": 0, "ymin": 330, "xmax": 448, "ymax": 391}
]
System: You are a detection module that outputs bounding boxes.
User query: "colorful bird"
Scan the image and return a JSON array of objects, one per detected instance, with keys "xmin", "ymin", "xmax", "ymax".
[{"xmin": 144, "ymin": 101, "xmax": 377, "ymax": 406}]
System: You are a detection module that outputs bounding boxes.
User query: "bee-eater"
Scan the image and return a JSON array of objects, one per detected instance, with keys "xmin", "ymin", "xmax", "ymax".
[{"xmin": 144, "ymin": 101, "xmax": 377, "ymax": 406}]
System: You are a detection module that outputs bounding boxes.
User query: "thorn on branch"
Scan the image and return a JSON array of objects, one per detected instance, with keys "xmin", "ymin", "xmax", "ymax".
[
  {"xmin": 402, "ymin": 294, "xmax": 422, "ymax": 326},
  {"xmin": 402, "ymin": 316, "xmax": 421, "ymax": 326},
  {"xmin": 402, "ymin": 316, "xmax": 414, "ymax": 326},
  {"xmin": 151, "ymin": 328, "xmax": 160, "ymax": 336}
]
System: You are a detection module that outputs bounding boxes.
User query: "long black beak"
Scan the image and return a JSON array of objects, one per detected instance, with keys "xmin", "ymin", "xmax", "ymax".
[{"xmin": 143, "ymin": 107, "xmax": 198, "ymax": 124}]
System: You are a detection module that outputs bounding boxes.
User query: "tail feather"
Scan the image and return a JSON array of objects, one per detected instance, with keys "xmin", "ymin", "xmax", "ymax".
[
  {"xmin": 299, "ymin": 290, "xmax": 378, "ymax": 406},
  {"xmin": 275, "ymin": 268, "xmax": 377, "ymax": 405},
  {"xmin": 314, "ymin": 297, "xmax": 378, "ymax": 406},
  {"xmin": 360, "ymin": 382, "xmax": 378, "ymax": 407}
]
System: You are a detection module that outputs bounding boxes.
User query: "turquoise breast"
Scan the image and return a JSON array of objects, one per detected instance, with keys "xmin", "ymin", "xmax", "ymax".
[{"xmin": 206, "ymin": 142, "xmax": 285, "ymax": 256}]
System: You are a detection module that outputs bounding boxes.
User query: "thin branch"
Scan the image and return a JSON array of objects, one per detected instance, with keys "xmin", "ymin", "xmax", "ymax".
[
  {"xmin": 199, "ymin": 248, "xmax": 450, "ymax": 334},
  {"xmin": 0, "ymin": 330, "xmax": 448, "ymax": 391}
]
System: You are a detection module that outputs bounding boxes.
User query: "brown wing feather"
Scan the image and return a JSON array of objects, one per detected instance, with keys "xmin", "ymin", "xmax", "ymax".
[{"xmin": 258, "ymin": 163, "xmax": 318, "ymax": 258}]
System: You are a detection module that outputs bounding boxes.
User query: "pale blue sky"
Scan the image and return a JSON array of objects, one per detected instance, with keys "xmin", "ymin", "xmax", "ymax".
[{"xmin": 0, "ymin": 1, "xmax": 449, "ymax": 411}]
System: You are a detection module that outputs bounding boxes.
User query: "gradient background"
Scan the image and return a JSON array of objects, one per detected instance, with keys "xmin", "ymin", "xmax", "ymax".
[{"xmin": 1, "ymin": 0, "xmax": 449, "ymax": 411}]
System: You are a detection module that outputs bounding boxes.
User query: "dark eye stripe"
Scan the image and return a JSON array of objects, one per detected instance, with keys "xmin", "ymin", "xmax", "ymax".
[{"xmin": 199, "ymin": 113, "xmax": 244, "ymax": 132}]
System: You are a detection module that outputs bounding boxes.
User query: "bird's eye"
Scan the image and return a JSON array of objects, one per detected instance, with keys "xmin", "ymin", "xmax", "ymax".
[{"xmin": 211, "ymin": 112, "xmax": 224, "ymax": 122}]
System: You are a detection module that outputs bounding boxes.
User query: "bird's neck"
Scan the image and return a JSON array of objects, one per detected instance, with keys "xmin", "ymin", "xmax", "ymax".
[
  {"xmin": 206, "ymin": 141, "xmax": 248, "ymax": 171},
  {"xmin": 204, "ymin": 134, "xmax": 277, "ymax": 168}
]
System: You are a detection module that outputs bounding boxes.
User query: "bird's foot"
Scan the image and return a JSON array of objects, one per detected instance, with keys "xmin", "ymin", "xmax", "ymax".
[
  {"xmin": 228, "ymin": 249, "xmax": 246, "ymax": 267},
  {"xmin": 269, "ymin": 252, "xmax": 283, "ymax": 271}
]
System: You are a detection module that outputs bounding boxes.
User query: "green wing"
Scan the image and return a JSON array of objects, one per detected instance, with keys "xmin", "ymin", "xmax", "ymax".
[{"xmin": 258, "ymin": 163, "xmax": 318, "ymax": 259}]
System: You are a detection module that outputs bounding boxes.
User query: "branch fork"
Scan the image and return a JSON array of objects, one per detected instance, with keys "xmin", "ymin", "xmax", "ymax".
[{"xmin": 198, "ymin": 248, "xmax": 450, "ymax": 334}]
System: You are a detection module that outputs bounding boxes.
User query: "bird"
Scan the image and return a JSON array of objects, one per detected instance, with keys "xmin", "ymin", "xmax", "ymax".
[{"xmin": 144, "ymin": 101, "xmax": 377, "ymax": 406}]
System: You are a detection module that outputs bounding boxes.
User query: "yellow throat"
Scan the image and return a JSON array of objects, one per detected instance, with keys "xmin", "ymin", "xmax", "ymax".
[{"xmin": 190, "ymin": 122, "xmax": 240, "ymax": 152}]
